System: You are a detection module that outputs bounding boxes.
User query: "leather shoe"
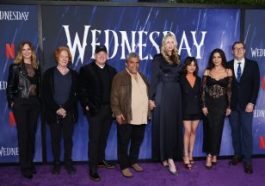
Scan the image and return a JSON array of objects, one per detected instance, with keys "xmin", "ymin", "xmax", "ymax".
[
  {"xmin": 31, "ymin": 165, "xmax": 37, "ymax": 174},
  {"xmin": 229, "ymin": 156, "xmax": 241, "ymax": 165},
  {"xmin": 121, "ymin": 168, "xmax": 133, "ymax": 178},
  {"xmin": 52, "ymin": 164, "xmax": 61, "ymax": 175},
  {"xmin": 131, "ymin": 163, "xmax": 143, "ymax": 172},
  {"xmin": 65, "ymin": 164, "xmax": 76, "ymax": 175},
  {"xmin": 22, "ymin": 170, "xmax": 33, "ymax": 179},
  {"xmin": 244, "ymin": 163, "xmax": 253, "ymax": 174},
  {"xmin": 98, "ymin": 160, "xmax": 115, "ymax": 169},
  {"xmin": 89, "ymin": 171, "xmax": 101, "ymax": 181}
]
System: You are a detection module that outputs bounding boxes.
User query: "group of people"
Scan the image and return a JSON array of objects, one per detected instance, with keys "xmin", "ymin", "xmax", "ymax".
[{"xmin": 6, "ymin": 33, "xmax": 260, "ymax": 181}]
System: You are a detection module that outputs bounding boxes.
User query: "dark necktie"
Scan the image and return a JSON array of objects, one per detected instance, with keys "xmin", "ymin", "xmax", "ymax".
[{"xmin": 237, "ymin": 62, "xmax": 241, "ymax": 82}]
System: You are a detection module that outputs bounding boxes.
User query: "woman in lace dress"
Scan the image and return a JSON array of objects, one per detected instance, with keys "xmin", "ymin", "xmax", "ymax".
[{"xmin": 201, "ymin": 48, "xmax": 232, "ymax": 169}]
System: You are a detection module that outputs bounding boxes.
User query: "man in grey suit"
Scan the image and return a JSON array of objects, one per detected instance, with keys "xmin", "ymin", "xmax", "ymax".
[{"xmin": 227, "ymin": 41, "xmax": 260, "ymax": 174}]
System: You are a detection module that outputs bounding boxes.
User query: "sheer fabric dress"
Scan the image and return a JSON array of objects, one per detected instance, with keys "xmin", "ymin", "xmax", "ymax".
[{"xmin": 201, "ymin": 74, "xmax": 232, "ymax": 155}]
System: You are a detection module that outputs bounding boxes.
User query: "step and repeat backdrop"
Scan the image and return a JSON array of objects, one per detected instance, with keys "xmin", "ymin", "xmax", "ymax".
[
  {"xmin": 244, "ymin": 9, "xmax": 265, "ymax": 155},
  {"xmin": 0, "ymin": 5, "xmax": 42, "ymax": 163},
  {"xmin": 0, "ymin": 3, "xmax": 264, "ymax": 163}
]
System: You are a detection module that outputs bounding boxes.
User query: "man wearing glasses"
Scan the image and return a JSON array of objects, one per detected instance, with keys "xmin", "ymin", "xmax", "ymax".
[{"xmin": 227, "ymin": 41, "xmax": 260, "ymax": 174}]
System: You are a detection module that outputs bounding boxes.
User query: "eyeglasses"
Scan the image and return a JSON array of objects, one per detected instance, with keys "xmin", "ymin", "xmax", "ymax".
[{"xmin": 233, "ymin": 47, "xmax": 244, "ymax": 52}]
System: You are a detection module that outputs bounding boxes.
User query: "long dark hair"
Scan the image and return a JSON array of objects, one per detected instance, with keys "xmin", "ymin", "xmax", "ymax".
[
  {"xmin": 207, "ymin": 48, "xmax": 227, "ymax": 70},
  {"xmin": 182, "ymin": 56, "xmax": 198, "ymax": 76}
]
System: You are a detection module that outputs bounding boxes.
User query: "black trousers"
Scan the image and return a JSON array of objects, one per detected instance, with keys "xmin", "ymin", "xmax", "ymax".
[
  {"xmin": 49, "ymin": 114, "xmax": 74, "ymax": 165},
  {"xmin": 87, "ymin": 105, "xmax": 112, "ymax": 172},
  {"xmin": 117, "ymin": 124, "xmax": 146, "ymax": 170},
  {"xmin": 13, "ymin": 97, "xmax": 40, "ymax": 172}
]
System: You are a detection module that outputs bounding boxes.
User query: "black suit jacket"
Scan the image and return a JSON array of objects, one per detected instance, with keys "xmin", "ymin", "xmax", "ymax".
[
  {"xmin": 179, "ymin": 75, "xmax": 202, "ymax": 116},
  {"xmin": 42, "ymin": 67, "xmax": 78, "ymax": 124},
  {"xmin": 78, "ymin": 61, "xmax": 117, "ymax": 116},
  {"xmin": 227, "ymin": 58, "xmax": 260, "ymax": 110}
]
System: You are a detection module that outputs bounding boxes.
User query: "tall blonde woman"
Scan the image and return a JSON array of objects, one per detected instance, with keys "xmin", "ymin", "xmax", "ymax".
[{"xmin": 149, "ymin": 33, "xmax": 182, "ymax": 175}]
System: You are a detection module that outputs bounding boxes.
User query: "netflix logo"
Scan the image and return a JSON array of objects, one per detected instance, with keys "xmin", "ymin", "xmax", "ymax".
[
  {"xmin": 259, "ymin": 136, "xmax": 265, "ymax": 149},
  {"xmin": 0, "ymin": 42, "xmax": 15, "ymax": 60},
  {"xmin": 5, "ymin": 43, "xmax": 15, "ymax": 59}
]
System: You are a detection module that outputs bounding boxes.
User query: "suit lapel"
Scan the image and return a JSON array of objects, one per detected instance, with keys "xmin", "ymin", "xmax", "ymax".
[{"xmin": 240, "ymin": 60, "xmax": 249, "ymax": 81}]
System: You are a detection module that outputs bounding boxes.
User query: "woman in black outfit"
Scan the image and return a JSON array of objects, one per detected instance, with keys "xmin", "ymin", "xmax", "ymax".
[
  {"xmin": 42, "ymin": 46, "xmax": 78, "ymax": 175},
  {"xmin": 201, "ymin": 48, "xmax": 232, "ymax": 168},
  {"xmin": 6, "ymin": 41, "xmax": 40, "ymax": 179},
  {"xmin": 180, "ymin": 57, "xmax": 201, "ymax": 169},
  {"xmin": 149, "ymin": 33, "xmax": 182, "ymax": 175}
]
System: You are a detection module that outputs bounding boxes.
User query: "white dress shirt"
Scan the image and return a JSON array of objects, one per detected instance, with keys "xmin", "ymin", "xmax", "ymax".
[{"xmin": 233, "ymin": 58, "xmax": 245, "ymax": 79}]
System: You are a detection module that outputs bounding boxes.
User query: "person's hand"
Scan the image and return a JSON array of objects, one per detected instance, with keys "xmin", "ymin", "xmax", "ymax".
[
  {"xmin": 226, "ymin": 108, "xmax": 231, "ymax": 116},
  {"xmin": 11, "ymin": 102, "xmax": 14, "ymax": 108},
  {"xmin": 116, "ymin": 114, "xmax": 125, "ymax": 125},
  {"xmin": 149, "ymin": 100, "xmax": 156, "ymax": 111},
  {"xmin": 245, "ymin": 103, "xmax": 254, "ymax": 113},
  {"xmin": 56, "ymin": 108, "xmax": 67, "ymax": 118},
  {"xmin": 85, "ymin": 105, "xmax": 89, "ymax": 111},
  {"xmin": 202, "ymin": 107, "xmax": 208, "ymax": 116}
]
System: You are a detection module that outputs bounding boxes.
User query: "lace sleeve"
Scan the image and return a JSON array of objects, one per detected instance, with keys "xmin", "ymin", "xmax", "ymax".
[
  {"xmin": 227, "ymin": 76, "xmax": 233, "ymax": 108},
  {"xmin": 201, "ymin": 75, "xmax": 207, "ymax": 108}
]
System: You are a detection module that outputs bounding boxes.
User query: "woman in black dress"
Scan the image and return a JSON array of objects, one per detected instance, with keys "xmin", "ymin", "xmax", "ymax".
[
  {"xmin": 42, "ymin": 46, "xmax": 78, "ymax": 175},
  {"xmin": 180, "ymin": 57, "xmax": 201, "ymax": 169},
  {"xmin": 149, "ymin": 33, "xmax": 182, "ymax": 175},
  {"xmin": 6, "ymin": 41, "xmax": 40, "ymax": 179},
  {"xmin": 201, "ymin": 48, "xmax": 232, "ymax": 168}
]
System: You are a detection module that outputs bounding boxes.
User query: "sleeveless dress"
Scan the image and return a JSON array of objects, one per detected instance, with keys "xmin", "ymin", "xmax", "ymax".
[{"xmin": 201, "ymin": 75, "xmax": 232, "ymax": 155}]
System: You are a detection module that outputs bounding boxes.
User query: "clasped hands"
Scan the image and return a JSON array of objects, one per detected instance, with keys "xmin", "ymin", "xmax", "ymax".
[
  {"xmin": 202, "ymin": 107, "xmax": 231, "ymax": 116},
  {"xmin": 56, "ymin": 107, "xmax": 67, "ymax": 118}
]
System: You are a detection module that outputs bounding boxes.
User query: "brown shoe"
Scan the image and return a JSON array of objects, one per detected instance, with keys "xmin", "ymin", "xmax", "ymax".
[
  {"xmin": 131, "ymin": 163, "xmax": 143, "ymax": 172},
  {"xmin": 121, "ymin": 168, "xmax": 133, "ymax": 178}
]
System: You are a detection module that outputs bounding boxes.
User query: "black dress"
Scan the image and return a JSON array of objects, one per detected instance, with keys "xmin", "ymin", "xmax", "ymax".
[
  {"xmin": 180, "ymin": 75, "xmax": 202, "ymax": 120},
  {"xmin": 201, "ymin": 75, "xmax": 232, "ymax": 155},
  {"xmin": 150, "ymin": 54, "xmax": 183, "ymax": 161}
]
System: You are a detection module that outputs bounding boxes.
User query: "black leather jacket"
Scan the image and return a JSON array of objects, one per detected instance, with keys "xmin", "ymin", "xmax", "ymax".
[{"xmin": 6, "ymin": 63, "xmax": 40, "ymax": 108}]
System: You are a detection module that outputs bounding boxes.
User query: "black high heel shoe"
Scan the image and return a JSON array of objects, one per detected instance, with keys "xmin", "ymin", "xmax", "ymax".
[
  {"xmin": 212, "ymin": 156, "xmax": 217, "ymax": 165},
  {"xmin": 205, "ymin": 155, "xmax": 212, "ymax": 169},
  {"xmin": 183, "ymin": 156, "xmax": 192, "ymax": 170},
  {"xmin": 189, "ymin": 158, "xmax": 195, "ymax": 165}
]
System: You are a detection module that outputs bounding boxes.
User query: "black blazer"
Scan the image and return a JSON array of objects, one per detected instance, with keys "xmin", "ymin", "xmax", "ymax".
[
  {"xmin": 179, "ymin": 75, "xmax": 202, "ymax": 116},
  {"xmin": 79, "ymin": 61, "xmax": 117, "ymax": 115},
  {"xmin": 227, "ymin": 58, "xmax": 260, "ymax": 110},
  {"xmin": 42, "ymin": 67, "xmax": 78, "ymax": 124}
]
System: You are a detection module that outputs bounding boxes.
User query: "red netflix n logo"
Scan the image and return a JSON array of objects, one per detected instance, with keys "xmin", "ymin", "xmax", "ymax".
[
  {"xmin": 8, "ymin": 111, "xmax": 16, "ymax": 127},
  {"xmin": 259, "ymin": 136, "xmax": 265, "ymax": 149},
  {"xmin": 6, "ymin": 43, "xmax": 15, "ymax": 59}
]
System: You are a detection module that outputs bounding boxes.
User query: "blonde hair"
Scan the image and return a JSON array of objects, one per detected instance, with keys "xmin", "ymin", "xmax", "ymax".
[
  {"xmin": 14, "ymin": 41, "xmax": 38, "ymax": 69},
  {"xmin": 161, "ymin": 32, "xmax": 180, "ymax": 65},
  {"xmin": 54, "ymin": 46, "xmax": 72, "ymax": 64}
]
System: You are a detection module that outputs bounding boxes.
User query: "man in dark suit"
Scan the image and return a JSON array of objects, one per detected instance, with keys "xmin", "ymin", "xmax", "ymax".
[
  {"xmin": 227, "ymin": 41, "xmax": 260, "ymax": 174},
  {"xmin": 79, "ymin": 45, "xmax": 117, "ymax": 181}
]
